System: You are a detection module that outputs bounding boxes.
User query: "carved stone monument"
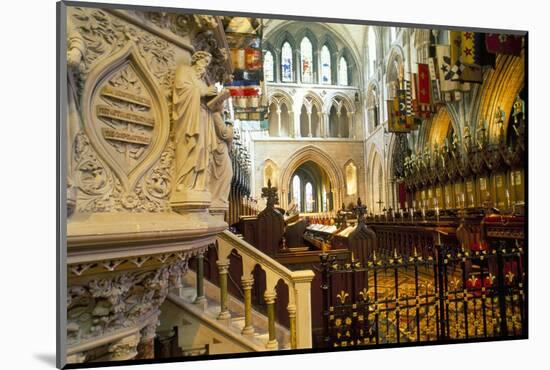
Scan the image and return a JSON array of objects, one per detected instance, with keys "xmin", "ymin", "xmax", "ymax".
[{"xmin": 64, "ymin": 7, "xmax": 231, "ymax": 364}]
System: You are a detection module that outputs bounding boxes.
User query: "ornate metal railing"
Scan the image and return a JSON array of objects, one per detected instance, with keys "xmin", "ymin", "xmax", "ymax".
[{"xmin": 320, "ymin": 238, "xmax": 525, "ymax": 347}]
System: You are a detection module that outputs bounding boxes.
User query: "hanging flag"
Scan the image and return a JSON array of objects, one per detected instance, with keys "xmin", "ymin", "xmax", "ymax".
[
  {"xmin": 461, "ymin": 32, "xmax": 476, "ymax": 64},
  {"xmin": 387, "ymin": 99, "xmax": 409, "ymax": 133},
  {"xmin": 450, "ymin": 31, "xmax": 462, "ymax": 65},
  {"xmin": 436, "ymin": 44, "xmax": 460, "ymax": 92},
  {"xmin": 399, "ymin": 85, "xmax": 420, "ymax": 130},
  {"xmin": 417, "ymin": 63, "xmax": 431, "ymax": 106},
  {"xmin": 411, "ymin": 73, "xmax": 420, "ymax": 115},
  {"xmin": 460, "ymin": 32, "xmax": 495, "ymax": 75},
  {"xmin": 473, "ymin": 33, "xmax": 496, "ymax": 68},
  {"xmin": 397, "ymin": 89, "xmax": 408, "ymax": 118},
  {"xmin": 486, "ymin": 33, "xmax": 523, "ymax": 56},
  {"xmin": 428, "ymin": 58, "xmax": 442, "ymax": 104},
  {"xmin": 460, "ymin": 63, "xmax": 483, "ymax": 83}
]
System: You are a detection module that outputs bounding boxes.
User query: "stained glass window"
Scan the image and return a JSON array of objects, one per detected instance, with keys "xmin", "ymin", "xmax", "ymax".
[
  {"xmin": 292, "ymin": 175, "xmax": 301, "ymax": 211},
  {"xmin": 338, "ymin": 56, "xmax": 348, "ymax": 86},
  {"xmin": 305, "ymin": 182, "xmax": 313, "ymax": 212},
  {"xmin": 264, "ymin": 50, "xmax": 274, "ymax": 82},
  {"xmin": 301, "ymin": 37, "xmax": 313, "ymax": 83},
  {"xmin": 321, "ymin": 45, "xmax": 331, "ymax": 84},
  {"xmin": 281, "ymin": 42, "xmax": 293, "ymax": 82}
]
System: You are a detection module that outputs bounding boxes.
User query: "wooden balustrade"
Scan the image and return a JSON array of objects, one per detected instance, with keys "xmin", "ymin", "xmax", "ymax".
[{"xmin": 211, "ymin": 229, "xmax": 315, "ymax": 349}]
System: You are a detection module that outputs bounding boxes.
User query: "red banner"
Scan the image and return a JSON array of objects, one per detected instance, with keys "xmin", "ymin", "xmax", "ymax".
[
  {"xmin": 417, "ymin": 63, "xmax": 431, "ymax": 106},
  {"xmin": 485, "ymin": 34, "xmax": 523, "ymax": 56}
]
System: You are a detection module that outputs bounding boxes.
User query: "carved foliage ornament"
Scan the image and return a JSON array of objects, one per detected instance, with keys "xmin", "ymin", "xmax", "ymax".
[
  {"xmin": 67, "ymin": 259, "xmax": 188, "ymax": 347},
  {"xmin": 70, "ymin": 7, "xmax": 176, "ymax": 93},
  {"xmin": 77, "ymin": 41, "xmax": 173, "ymax": 212}
]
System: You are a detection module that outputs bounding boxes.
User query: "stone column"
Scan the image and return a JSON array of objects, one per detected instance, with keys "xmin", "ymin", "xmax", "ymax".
[
  {"xmin": 217, "ymin": 259, "xmax": 231, "ymax": 320},
  {"xmin": 287, "ymin": 303, "xmax": 297, "ymax": 349},
  {"xmin": 347, "ymin": 111, "xmax": 355, "ymax": 139},
  {"xmin": 276, "ymin": 107, "xmax": 282, "ymax": 136},
  {"xmin": 194, "ymin": 253, "xmax": 207, "ymax": 309},
  {"xmin": 307, "ymin": 110, "xmax": 312, "ymax": 137},
  {"xmin": 293, "ymin": 110, "xmax": 301, "ymax": 137},
  {"xmin": 322, "ymin": 112, "xmax": 330, "ymax": 137},
  {"xmin": 316, "ymin": 111, "xmax": 322, "ymax": 137},
  {"xmin": 264, "ymin": 290, "xmax": 278, "ymax": 350},
  {"xmin": 136, "ymin": 320, "xmax": 158, "ymax": 360},
  {"xmin": 107, "ymin": 333, "xmax": 140, "ymax": 361},
  {"xmin": 241, "ymin": 276, "xmax": 255, "ymax": 335},
  {"xmin": 337, "ymin": 111, "xmax": 342, "ymax": 138}
]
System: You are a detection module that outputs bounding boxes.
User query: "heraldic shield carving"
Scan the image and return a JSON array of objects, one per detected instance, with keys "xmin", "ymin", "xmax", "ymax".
[{"xmin": 81, "ymin": 42, "xmax": 170, "ymax": 193}]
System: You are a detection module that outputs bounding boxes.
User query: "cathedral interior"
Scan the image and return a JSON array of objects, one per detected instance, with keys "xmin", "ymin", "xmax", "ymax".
[{"xmin": 62, "ymin": 4, "xmax": 526, "ymax": 365}]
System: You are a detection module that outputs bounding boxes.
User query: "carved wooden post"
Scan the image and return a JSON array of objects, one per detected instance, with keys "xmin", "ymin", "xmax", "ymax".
[
  {"xmin": 287, "ymin": 303, "xmax": 297, "ymax": 349},
  {"xmin": 241, "ymin": 276, "xmax": 255, "ymax": 335},
  {"xmin": 290, "ymin": 270, "xmax": 315, "ymax": 349},
  {"xmin": 217, "ymin": 259, "xmax": 231, "ymax": 320},
  {"xmin": 264, "ymin": 290, "xmax": 278, "ymax": 349},
  {"xmin": 194, "ymin": 252, "xmax": 207, "ymax": 308}
]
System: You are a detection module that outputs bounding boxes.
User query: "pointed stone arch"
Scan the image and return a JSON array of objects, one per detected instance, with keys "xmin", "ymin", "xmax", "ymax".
[
  {"xmin": 268, "ymin": 89, "xmax": 295, "ymax": 137},
  {"xmin": 472, "ymin": 54, "xmax": 525, "ymax": 143},
  {"xmin": 344, "ymin": 159, "xmax": 358, "ymax": 196},
  {"xmin": 324, "ymin": 92, "xmax": 355, "ymax": 138},
  {"xmin": 367, "ymin": 143, "xmax": 385, "ymax": 213},
  {"xmin": 279, "ymin": 145, "xmax": 345, "ymax": 211},
  {"xmin": 366, "ymin": 80, "xmax": 380, "ymax": 132},
  {"xmin": 300, "ymin": 91, "xmax": 324, "ymax": 137},
  {"xmin": 385, "ymin": 45, "xmax": 405, "ymax": 100},
  {"xmin": 262, "ymin": 159, "xmax": 280, "ymax": 188}
]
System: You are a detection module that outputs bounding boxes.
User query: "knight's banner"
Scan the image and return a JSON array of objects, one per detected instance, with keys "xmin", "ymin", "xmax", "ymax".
[
  {"xmin": 486, "ymin": 33, "xmax": 523, "ymax": 56},
  {"xmin": 417, "ymin": 63, "xmax": 431, "ymax": 106},
  {"xmin": 461, "ymin": 32, "xmax": 496, "ymax": 67},
  {"xmin": 387, "ymin": 99, "xmax": 409, "ymax": 133},
  {"xmin": 435, "ymin": 44, "xmax": 461, "ymax": 92}
]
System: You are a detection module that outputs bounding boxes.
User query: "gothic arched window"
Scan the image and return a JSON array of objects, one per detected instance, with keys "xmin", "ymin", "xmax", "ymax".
[
  {"xmin": 368, "ymin": 28, "xmax": 377, "ymax": 74},
  {"xmin": 305, "ymin": 182, "xmax": 314, "ymax": 212},
  {"xmin": 281, "ymin": 42, "xmax": 293, "ymax": 82},
  {"xmin": 264, "ymin": 50, "xmax": 274, "ymax": 82},
  {"xmin": 338, "ymin": 56, "xmax": 348, "ymax": 86},
  {"xmin": 321, "ymin": 45, "xmax": 332, "ymax": 84},
  {"xmin": 300, "ymin": 37, "xmax": 313, "ymax": 83},
  {"xmin": 292, "ymin": 175, "xmax": 301, "ymax": 211}
]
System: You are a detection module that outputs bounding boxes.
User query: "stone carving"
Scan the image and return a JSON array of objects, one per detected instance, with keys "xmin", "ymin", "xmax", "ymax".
[
  {"xmin": 75, "ymin": 40, "xmax": 171, "ymax": 213},
  {"xmin": 74, "ymin": 132, "xmax": 117, "ymax": 212},
  {"xmin": 193, "ymin": 30, "xmax": 232, "ymax": 84},
  {"xmin": 108, "ymin": 334, "xmax": 140, "ymax": 361},
  {"xmin": 209, "ymin": 111, "xmax": 234, "ymax": 211},
  {"xmin": 69, "ymin": 7, "xmax": 177, "ymax": 95},
  {"xmin": 67, "ymin": 259, "xmax": 189, "ymax": 348},
  {"xmin": 171, "ymin": 51, "xmax": 229, "ymax": 208},
  {"xmin": 142, "ymin": 12, "xmax": 218, "ymax": 38}
]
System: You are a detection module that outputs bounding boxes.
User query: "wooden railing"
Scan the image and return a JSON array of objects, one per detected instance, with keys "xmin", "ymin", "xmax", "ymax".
[
  {"xmin": 190, "ymin": 229, "xmax": 315, "ymax": 350},
  {"xmin": 217, "ymin": 230, "xmax": 315, "ymax": 349}
]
